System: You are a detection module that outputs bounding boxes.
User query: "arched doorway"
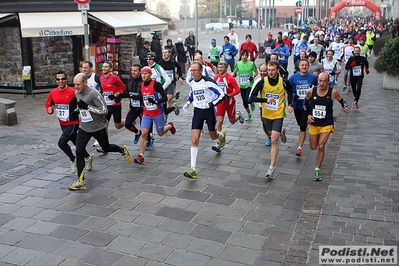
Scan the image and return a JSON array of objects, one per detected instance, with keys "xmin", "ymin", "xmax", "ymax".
[{"xmin": 330, "ymin": 0, "xmax": 381, "ymax": 20}]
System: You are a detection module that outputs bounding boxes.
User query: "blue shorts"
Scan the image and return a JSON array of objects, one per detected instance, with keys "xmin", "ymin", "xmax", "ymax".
[
  {"xmin": 141, "ymin": 113, "xmax": 165, "ymax": 132},
  {"xmin": 329, "ymin": 81, "xmax": 335, "ymax": 88},
  {"xmin": 192, "ymin": 107, "xmax": 216, "ymax": 131}
]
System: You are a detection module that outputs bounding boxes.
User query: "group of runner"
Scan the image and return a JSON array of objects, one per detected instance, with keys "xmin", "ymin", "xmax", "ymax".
[{"xmin": 46, "ymin": 17, "xmax": 377, "ymax": 189}]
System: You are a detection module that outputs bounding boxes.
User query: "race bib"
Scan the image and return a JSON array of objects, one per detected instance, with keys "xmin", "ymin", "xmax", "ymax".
[
  {"xmin": 266, "ymin": 47, "xmax": 272, "ymax": 54},
  {"xmin": 296, "ymin": 84, "xmax": 309, "ymax": 100},
  {"xmin": 143, "ymin": 96, "xmax": 157, "ymax": 111},
  {"xmin": 130, "ymin": 99, "xmax": 140, "ymax": 107},
  {"xmin": 279, "ymin": 54, "xmax": 286, "ymax": 60},
  {"xmin": 240, "ymin": 74, "xmax": 250, "ymax": 86},
  {"xmin": 55, "ymin": 104, "xmax": 69, "ymax": 121},
  {"xmin": 165, "ymin": 70, "xmax": 174, "ymax": 80},
  {"xmin": 210, "ymin": 54, "xmax": 217, "ymax": 60},
  {"xmin": 352, "ymin": 66, "xmax": 362, "ymax": 76},
  {"xmin": 224, "ymin": 52, "xmax": 232, "ymax": 59},
  {"xmin": 312, "ymin": 105, "xmax": 326, "ymax": 119},
  {"xmin": 217, "ymin": 82, "xmax": 227, "ymax": 93},
  {"xmin": 79, "ymin": 109, "xmax": 93, "ymax": 123},
  {"xmin": 360, "ymin": 52, "xmax": 365, "ymax": 57},
  {"xmin": 193, "ymin": 89, "xmax": 206, "ymax": 105},
  {"xmin": 103, "ymin": 91, "xmax": 116, "ymax": 105},
  {"xmin": 265, "ymin": 93, "xmax": 280, "ymax": 110}
]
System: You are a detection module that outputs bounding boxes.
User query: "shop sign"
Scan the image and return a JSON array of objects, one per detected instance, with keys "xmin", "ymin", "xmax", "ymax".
[
  {"xmin": 22, "ymin": 66, "xmax": 31, "ymax": 80},
  {"xmin": 139, "ymin": 27, "xmax": 151, "ymax": 32},
  {"xmin": 39, "ymin": 29, "xmax": 74, "ymax": 36}
]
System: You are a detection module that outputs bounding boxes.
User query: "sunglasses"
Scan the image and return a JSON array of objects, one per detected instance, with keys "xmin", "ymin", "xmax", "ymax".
[{"xmin": 55, "ymin": 77, "xmax": 67, "ymax": 81}]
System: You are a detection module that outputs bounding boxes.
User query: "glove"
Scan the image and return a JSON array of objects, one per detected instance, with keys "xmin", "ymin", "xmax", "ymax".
[
  {"xmin": 351, "ymin": 60, "xmax": 357, "ymax": 67},
  {"xmin": 228, "ymin": 52, "xmax": 233, "ymax": 57},
  {"xmin": 208, "ymin": 56, "xmax": 210, "ymax": 59},
  {"xmin": 182, "ymin": 101, "xmax": 190, "ymax": 112},
  {"xmin": 114, "ymin": 94, "xmax": 122, "ymax": 103},
  {"xmin": 330, "ymin": 71, "xmax": 336, "ymax": 76},
  {"xmin": 215, "ymin": 56, "xmax": 219, "ymax": 60},
  {"xmin": 147, "ymin": 97, "xmax": 157, "ymax": 104},
  {"xmin": 225, "ymin": 94, "xmax": 231, "ymax": 99},
  {"xmin": 249, "ymin": 76, "xmax": 254, "ymax": 82},
  {"xmin": 293, "ymin": 95, "xmax": 299, "ymax": 101},
  {"xmin": 77, "ymin": 100, "xmax": 88, "ymax": 110},
  {"xmin": 232, "ymin": 72, "xmax": 237, "ymax": 78},
  {"xmin": 365, "ymin": 68, "xmax": 370, "ymax": 74},
  {"xmin": 208, "ymin": 102, "xmax": 214, "ymax": 108},
  {"xmin": 129, "ymin": 92, "xmax": 141, "ymax": 100},
  {"xmin": 289, "ymin": 51, "xmax": 292, "ymax": 56},
  {"xmin": 108, "ymin": 94, "xmax": 116, "ymax": 100},
  {"xmin": 69, "ymin": 110, "xmax": 79, "ymax": 121}
]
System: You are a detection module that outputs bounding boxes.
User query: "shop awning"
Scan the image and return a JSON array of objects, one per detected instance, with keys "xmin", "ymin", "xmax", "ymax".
[
  {"xmin": 0, "ymin": 13, "xmax": 12, "ymax": 19},
  {"xmin": 19, "ymin": 12, "xmax": 84, "ymax": 38},
  {"xmin": 88, "ymin": 11, "xmax": 168, "ymax": 35},
  {"xmin": 0, "ymin": 13, "xmax": 16, "ymax": 23}
]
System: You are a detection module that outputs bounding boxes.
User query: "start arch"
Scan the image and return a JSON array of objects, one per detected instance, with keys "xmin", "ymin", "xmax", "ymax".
[{"xmin": 330, "ymin": 0, "xmax": 381, "ymax": 20}]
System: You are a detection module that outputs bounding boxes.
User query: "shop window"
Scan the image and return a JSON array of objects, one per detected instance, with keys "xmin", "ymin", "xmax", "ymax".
[
  {"xmin": 0, "ymin": 28, "xmax": 23, "ymax": 87},
  {"xmin": 32, "ymin": 37, "xmax": 74, "ymax": 87}
]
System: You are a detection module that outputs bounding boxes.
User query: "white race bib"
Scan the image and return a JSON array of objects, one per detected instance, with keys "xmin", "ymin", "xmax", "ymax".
[
  {"xmin": 352, "ymin": 66, "xmax": 362, "ymax": 76},
  {"xmin": 312, "ymin": 105, "xmax": 326, "ymax": 119},
  {"xmin": 265, "ymin": 93, "xmax": 280, "ymax": 110},
  {"xmin": 130, "ymin": 99, "xmax": 140, "ymax": 107},
  {"xmin": 55, "ymin": 104, "xmax": 69, "ymax": 121},
  {"xmin": 103, "ymin": 91, "xmax": 116, "ymax": 105},
  {"xmin": 143, "ymin": 96, "xmax": 157, "ymax": 111},
  {"xmin": 296, "ymin": 85, "xmax": 309, "ymax": 100},
  {"xmin": 240, "ymin": 74, "xmax": 250, "ymax": 86},
  {"xmin": 193, "ymin": 89, "xmax": 206, "ymax": 105},
  {"xmin": 79, "ymin": 109, "xmax": 93, "ymax": 123},
  {"xmin": 165, "ymin": 70, "xmax": 174, "ymax": 80},
  {"xmin": 217, "ymin": 82, "xmax": 227, "ymax": 94}
]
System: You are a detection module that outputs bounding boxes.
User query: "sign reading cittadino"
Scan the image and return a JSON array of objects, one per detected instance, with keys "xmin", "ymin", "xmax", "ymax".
[{"xmin": 39, "ymin": 29, "xmax": 74, "ymax": 36}]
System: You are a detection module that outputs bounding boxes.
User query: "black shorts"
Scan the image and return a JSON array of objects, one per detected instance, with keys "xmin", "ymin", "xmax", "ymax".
[
  {"xmin": 191, "ymin": 107, "xmax": 216, "ymax": 131},
  {"xmin": 294, "ymin": 108, "xmax": 308, "ymax": 132},
  {"xmin": 263, "ymin": 117, "xmax": 283, "ymax": 133},
  {"xmin": 105, "ymin": 105, "xmax": 122, "ymax": 123}
]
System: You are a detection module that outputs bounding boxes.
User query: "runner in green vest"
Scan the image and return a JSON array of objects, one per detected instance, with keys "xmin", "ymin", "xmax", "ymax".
[
  {"xmin": 233, "ymin": 50, "xmax": 258, "ymax": 121},
  {"xmin": 208, "ymin": 39, "xmax": 222, "ymax": 67}
]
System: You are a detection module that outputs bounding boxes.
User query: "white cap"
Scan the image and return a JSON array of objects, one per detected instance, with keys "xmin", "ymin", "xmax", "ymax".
[{"xmin": 283, "ymin": 32, "xmax": 288, "ymax": 37}]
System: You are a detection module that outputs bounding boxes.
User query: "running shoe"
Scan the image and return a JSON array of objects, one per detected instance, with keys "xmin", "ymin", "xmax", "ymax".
[
  {"xmin": 68, "ymin": 179, "xmax": 87, "ymax": 191},
  {"xmin": 334, "ymin": 80, "xmax": 337, "ymax": 85},
  {"xmin": 314, "ymin": 169, "xmax": 322, "ymax": 181},
  {"xmin": 342, "ymin": 85, "xmax": 347, "ymax": 91},
  {"xmin": 280, "ymin": 128, "xmax": 287, "ymax": 143},
  {"xmin": 237, "ymin": 111, "xmax": 244, "ymax": 124},
  {"xmin": 134, "ymin": 130, "xmax": 141, "ymax": 144},
  {"xmin": 184, "ymin": 168, "xmax": 197, "ymax": 179},
  {"xmin": 96, "ymin": 147, "xmax": 106, "ymax": 153},
  {"xmin": 174, "ymin": 103, "xmax": 180, "ymax": 116},
  {"xmin": 212, "ymin": 145, "xmax": 221, "ymax": 153},
  {"xmin": 250, "ymin": 102, "xmax": 256, "ymax": 111},
  {"xmin": 348, "ymin": 86, "xmax": 351, "ymax": 92},
  {"xmin": 134, "ymin": 154, "xmax": 145, "ymax": 165},
  {"xmin": 218, "ymin": 130, "xmax": 226, "ymax": 148},
  {"xmin": 70, "ymin": 159, "xmax": 77, "ymax": 174},
  {"xmin": 145, "ymin": 139, "xmax": 154, "ymax": 151},
  {"xmin": 353, "ymin": 101, "xmax": 359, "ymax": 109},
  {"xmin": 295, "ymin": 148, "xmax": 302, "ymax": 157},
  {"xmin": 244, "ymin": 114, "xmax": 251, "ymax": 121},
  {"xmin": 122, "ymin": 145, "xmax": 131, "ymax": 163},
  {"xmin": 266, "ymin": 167, "xmax": 275, "ymax": 179},
  {"xmin": 174, "ymin": 90, "xmax": 180, "ymax": 100},
  {"xmin": 85, "ymin": 154, "xmax": 95, "ymax": 171},
  {"xmin": 265, "ymin": 138, "xmax": 271, "ymax": 146},
  {"xmin": 93, "ymin": 140, "xmax": 99, "ymax": 147},
  {"xmin": 168, "ymin": 121, "xmax": 176, "ymax": 134}
]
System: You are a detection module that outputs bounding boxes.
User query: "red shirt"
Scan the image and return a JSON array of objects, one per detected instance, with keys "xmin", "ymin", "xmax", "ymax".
[
  {"xmin": 141, "ymin": 80, "xmax": 162, "ymax": 117},
  {"xmin": 45, "ymin": 86, "xmax": 78, "ymax": 126},
  {"xmin": 240, "ymin": 41, "xmax": 259, "ymax": 61},
  {"xmin": 214, "ymin": 73, "xmax": 240, "ymax": 97},
  {"xmin": 100, "ymin": 74, "xmax": 126, "ymax": 106}
]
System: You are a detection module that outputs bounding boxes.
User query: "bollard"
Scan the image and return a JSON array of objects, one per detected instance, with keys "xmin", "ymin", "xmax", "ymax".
[{"xmin": 0, "ymin": 98, "xmax": 18, "ymax": 126}]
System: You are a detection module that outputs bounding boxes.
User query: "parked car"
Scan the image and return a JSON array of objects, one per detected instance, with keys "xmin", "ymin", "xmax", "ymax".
[
  {"xmin": 238, "ymin": 20, "xmax": 258, "ymax": 28},
  {"xmin": 205, "ymin": 23, "xmax": 230, "ymax": 31}
]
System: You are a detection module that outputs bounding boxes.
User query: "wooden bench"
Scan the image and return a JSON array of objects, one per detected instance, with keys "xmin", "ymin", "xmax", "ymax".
[{"xmin": 0, "ymin": 98, "xmax": 18, "ymax": 126}]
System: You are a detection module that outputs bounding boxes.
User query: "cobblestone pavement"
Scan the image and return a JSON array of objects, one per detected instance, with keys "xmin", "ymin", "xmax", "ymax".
[{"xmin": 0, "ymin": 28, "xmax": 398, "ymax": 266}]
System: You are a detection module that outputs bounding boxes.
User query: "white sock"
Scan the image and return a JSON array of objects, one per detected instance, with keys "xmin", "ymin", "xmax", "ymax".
[
  {"xmin": 315, "ymin": 167, "xmax": 320, "ymax": 171},
  {"xmin": 269, "ymin": 165, "xmax": 275, "ymax": 170},
  {"xmin": 298, "ymin": 146, "xmax": 302, "ymax": 150},
  {"xmin": 218, "ymin": 132, "xmax": 224, "ymax": 140},
  {"xmin": 190, "ymin": 146, "xmax": 198, "ymax": 170}
]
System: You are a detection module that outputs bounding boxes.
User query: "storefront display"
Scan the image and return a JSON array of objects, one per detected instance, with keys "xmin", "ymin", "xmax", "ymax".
[
  {"xmin": 120, "ymin": 34, "xmax": 137, "ymax": 80},
  {"xmin": 32, "ymin": 37, "xmax": 75, "ymax": 87},
  {"xmin": 0, "ymin": 28, "xmax": 23, "ymax": 87}
]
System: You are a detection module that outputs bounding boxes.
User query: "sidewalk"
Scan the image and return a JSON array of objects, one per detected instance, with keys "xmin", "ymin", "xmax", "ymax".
[{"xmin": 0, "ymin": 54, "xmax": 398, "ymax": 266}]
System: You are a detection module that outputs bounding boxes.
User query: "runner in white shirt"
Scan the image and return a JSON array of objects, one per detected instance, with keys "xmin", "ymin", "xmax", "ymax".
[{"xmin": 328, "ymin": 34, "xmax": 345, "ymax": 85}]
